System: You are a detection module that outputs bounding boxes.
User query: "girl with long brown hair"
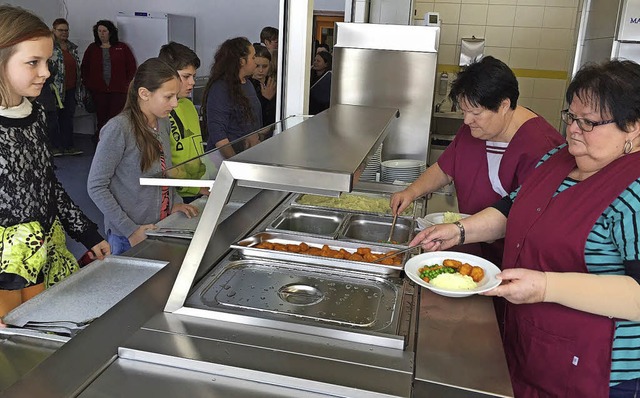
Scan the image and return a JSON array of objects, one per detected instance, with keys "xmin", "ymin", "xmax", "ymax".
[
  {"xmin": 88, "ymin": 58, "xmax": 198, "ymax": 255},
  {"xmin": 0, "ymin": 5, "xmax": 109, "ymax": 320},
  {"xmin": 202, "ymin": 37, "xmax": 262, "ymax": 158}
]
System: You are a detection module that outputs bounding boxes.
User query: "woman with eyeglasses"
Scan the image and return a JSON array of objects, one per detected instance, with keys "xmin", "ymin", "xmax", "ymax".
[
  {"xmin": 412, "ymin": 59, "xmax": 640, "ymax": 397},
  {"xmin": 391, "ymin": 56, "xmax": 563, "ymax": 267}
]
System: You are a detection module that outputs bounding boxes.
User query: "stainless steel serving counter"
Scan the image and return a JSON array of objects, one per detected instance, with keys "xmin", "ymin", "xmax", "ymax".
[{"xmin": 0, "ymin": 106, "xmax": 512, "ymax": 397}]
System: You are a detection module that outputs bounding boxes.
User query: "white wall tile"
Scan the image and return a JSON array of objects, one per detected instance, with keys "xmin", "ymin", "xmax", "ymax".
[
  {"xmin": 460, "ymin": 4, "xmax": 488, "ymax": 25},
  {"xmin": 440, "ymin": 23, "xmax": 460, "ymax": 45},
  {"xmin": 517, "ymin": 77, "xmax": 535, "ymax": 98},
  {"xmin": 484, "ymin": 46, "xmax": 511, "ymax": 62},
  {"xmin": 485, "ymin": 26, "xmax": 513, "ymax": 47},
  {"xmin": 539, "ymin": 28, "xmax": 574, "ymax": 50},
  {"xmin": 543, "ymin": 6, "xmax": 577, "ymax": 28},
  {"xmin": 434, "ymin": 3, "xmax": 462, "ymax": 24},
  {"xmin": 415, "ymin": 3, "xmax": 435, "ymax": 18},
  {"xmin": 530, "ymin": 97, "xmax": 563, "ymax": 123},
  {"xmin": 490, "ymin": 0, "xmax": 517, "ymax": 4},
  {"xmin": 512, "ymin": 27, "xmax": 541, "ymax": 48},
  {"xmin": 533, "ymin": 78, "xmax": 567, "ymax": 99},
  {"xmin": 518, "ymin": 97, "xmax": 533, "ymax": 109},
  {"xmin": 509, "ymin": 48, "xmax": 538, "ymax": 68},
  {"xmin": 537, "ymin": 49, "xmax": 568, "ymax": 70},
  {"xmin": 546, "ymin": 0, "xmax": 578, "ymax": 7},
  {"xmin": 517, "ymin": 0, "xmax": 545, "ymax": 5},
  {"xmin": 458, "ymin": 25, "xmax": 486, "ymax": 41},
  {"xmin": 436, "ymin": 0, "xmax": 461, "ymax": 3},
  {"xmin": 464, "ymin": 0, "xmax": 489, "ymax": 3},
  {"xmin": 514, "ymin": 6, "xmax": 545, "ymax": 27},
  {"xmin": 487, "ymin": 5, "xmax": 516, "ymax": 26},
  {"xmin": 438, "ymin": 44, "xmax": 458, "ymax": 64}
]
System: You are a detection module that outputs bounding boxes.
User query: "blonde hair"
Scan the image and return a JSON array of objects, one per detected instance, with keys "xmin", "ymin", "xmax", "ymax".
[
  {"xmin": 0, "ymin": 5, "xmax": 52, "ymax": 106},
  {"xmin": 123, "ymin": 58, "xmax": 179, "ymax": 172}
]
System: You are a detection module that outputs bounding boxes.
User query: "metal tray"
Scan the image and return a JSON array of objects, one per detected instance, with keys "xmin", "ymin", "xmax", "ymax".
[
  {"xmin": 291, "ymin": 192, "xmax": 417, "ymax": 218},
  {"xmin": 3, "ymin": 256, "xmax": 168, "ymax": 328},
  {"xmin": 230, "ymin": 232, "xmax": 404, "ymax": 276},
  {"xmin": 338, "ymin": 213, "xmax": 414, "ymax": 247},
  {"xmin": 194, "ymin": 259, "xmax": 400, "ymax": 331},
  {"xmin": 266, "ymin": 207, "xmax": 347, "ymax": 238}
]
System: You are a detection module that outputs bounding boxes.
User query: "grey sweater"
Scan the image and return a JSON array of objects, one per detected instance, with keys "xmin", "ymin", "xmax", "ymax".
[{"xmin": 87, "ymin": 113, "xmax": 182, "ymax": 238}]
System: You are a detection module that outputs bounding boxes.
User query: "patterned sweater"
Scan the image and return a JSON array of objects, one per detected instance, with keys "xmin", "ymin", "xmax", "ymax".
[{"xmin": 0, "ymin": 102, "xmax": 102, "ymax": 248}]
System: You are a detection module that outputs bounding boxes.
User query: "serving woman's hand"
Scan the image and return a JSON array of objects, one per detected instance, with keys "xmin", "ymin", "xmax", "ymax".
[
  {"xmin": 390, "ymin": 189, "xmax": 416, "ymax": 216},
  {"xmin": 88, "ymin": 240, "xmax": 110, "ymax": 260},
  {"xmin": 171, "ymin": 203, "xmax": 199, "ymax": 218},
  {"xmin": 482, "ymin": 268, "xmax": 547, "ymax": 304},
  {"xmin": 409, "ymin": 223, "xmax": 460, "ymax": 252}
]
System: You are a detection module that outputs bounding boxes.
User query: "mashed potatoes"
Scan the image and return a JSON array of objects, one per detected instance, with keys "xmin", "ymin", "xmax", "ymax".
[
  {"xmin": 430, "ymin": 273, "xmax": 477, "ymax": 290},
  {"xmin": 442, "ymin": 211, "xmax": 463, "ymax": 223},
  {"xmin": 297, "ymin": 193, "xmax": 414, "ymax": 215}
]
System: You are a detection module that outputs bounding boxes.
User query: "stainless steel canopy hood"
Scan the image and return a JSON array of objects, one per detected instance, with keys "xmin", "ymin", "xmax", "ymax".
[{"xmin": 164, "ymin": 104, "xmax": 400, "ymax": 313}]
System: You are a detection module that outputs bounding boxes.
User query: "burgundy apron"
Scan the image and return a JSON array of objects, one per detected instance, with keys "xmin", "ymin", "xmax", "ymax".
[{"xmin": 502, "ymin": 147, "xmax": 640, "ymax": 397}]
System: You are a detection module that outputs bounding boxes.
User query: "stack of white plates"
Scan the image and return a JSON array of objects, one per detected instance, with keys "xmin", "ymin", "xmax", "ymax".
[
  {"xmin": 381, "ymin": 159, "xmax": 426, "ymax": 183},
  {"xmin": 360, "ymin": 144, "xmax": 382, "ymax": 182}
]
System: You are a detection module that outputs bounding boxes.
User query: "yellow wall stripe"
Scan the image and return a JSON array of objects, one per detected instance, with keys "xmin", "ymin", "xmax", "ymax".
[{"xmin": 436, "ymin": 64, "xmax": 569, "ymax": 80}]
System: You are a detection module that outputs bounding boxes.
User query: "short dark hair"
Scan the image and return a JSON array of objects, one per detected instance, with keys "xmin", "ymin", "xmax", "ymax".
[
  {"xmin": 158, "ymin": 41, "xmax": 201, "ymax": 70},
  {"xmin": 253, "ymin": 43, "xmax": 272, "ymax": 61},
  {"xmin": 449, "ymin": 56, "xmax": 519, "ymax": 111},
  {"xmin": 566, "ymin": 59, "xmax": 640, "ymax": 131},
  {"xmin": 316, "ymin": 51, "xmax": 332, "ymax": 70},
  {"xmin": 317, "ymin": 43, "xmax": 330, "ymax": 53},
  {"xmin": 260, "ymin": 26, "xmax": 278, "ymax": 43},
  {"xmin": 52, "ymin": 18, "xmax": 68, "ymax": 28},
  {"xmin": 93, "ymin": 20, "xmax": 118, "ymax": 45}
]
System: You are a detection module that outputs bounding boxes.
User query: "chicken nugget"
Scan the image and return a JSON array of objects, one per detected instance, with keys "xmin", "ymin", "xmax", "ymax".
[
  {"xmin": 443, "ymin": 259, "xmax": 463, "ymax": 269},
  {"xmin": 458, "ymin": 263, "xmax": 472, "ymax": 276},
  {"xmin": 357, "ymin": 247, "xmax": 372, "ymax": 256},
  {"xmin": 349, "ymin": 253, "xmax": 365, "ymax": 262},
  {"xmin": 470, "ymin": 266, "xmax": 485, "ymax": 283},
  {"xmin": 308, "ymin": 247, "xmax": 322, "ymax": 256},
  {"xmin": 255, "ymin": 242, "xmax": 273, "ymax": 250},
  {"xmin": 273, "ymin": 243, "xmax": 288, "ymax": 251},
  {"xmin": 286, "ymin": 244, "xmax": 301, "ymax": 253},
  {"xmin": 299, "ymin": 242, "xmax": 310, "ymax": 252}
]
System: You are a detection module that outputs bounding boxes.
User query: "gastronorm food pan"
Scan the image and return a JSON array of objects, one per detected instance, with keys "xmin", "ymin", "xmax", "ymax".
[
  {"xmin": 230, "ymin": 232, "xmax": 405, "ymax": 276},
  {"xmin": 266, "ymin": 207, "xmax": 346, "ymax": 238},
  {"xmin": 190, "ymin": 258, "xmax": 401, "ymax": 332},
  {"xmin": 292, "ymin": 192, "xmax": 416, "ymax": 217},
  {"xmin": 338, "ymin": 214, "xmax": 414, "ymax": 246}
]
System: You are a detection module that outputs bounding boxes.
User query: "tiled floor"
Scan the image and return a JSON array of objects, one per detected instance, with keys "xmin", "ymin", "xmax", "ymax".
[{"xmin": 54, "ymin": 134, "xmax": 104, "ymax": 258}]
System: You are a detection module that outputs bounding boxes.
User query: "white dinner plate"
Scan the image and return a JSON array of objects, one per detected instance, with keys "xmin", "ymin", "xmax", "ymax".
[
  {"xmin": 404, "ymin": 251, "xmax": 501, "ymax": 298},
  {"xmin": 381, "ymin": 159, "xmax": 426, "ymax": 169},
  {"xmin": 417, "ymin": 212, "xmax": 470, "ymax": 229}
]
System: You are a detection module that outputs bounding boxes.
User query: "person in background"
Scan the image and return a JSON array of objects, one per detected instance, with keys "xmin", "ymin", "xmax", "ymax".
[
  {"xmin": 316, "ymin": 43, "xmax": 330, "ymax": 55},
  {"xmin": 260, "ymin": 26, "xmax": 278, "ymax": 52},
  {"xmin": 37, "ymin": 59, "xmax": 61, "ymax": 155},
  {"xmin": 0, "ymin": 5, "xmax": 109, "ymax": 320},
  {"xmin": 249, "ymin": 44, "xmax": 276, "ymax": 127},
  {"xmin": 202, "ymin": 37, "xmax": 261, "ymax": 159},
  {"xmin": 413, "ymin": 59, "xmax": 640, "ymax": 397},
  {"xmin": 81, "ymin": 20, "xmax": 136, "ymax": 143},
  {"xmin": 309, "ymin": 51, "xmax": 332, "ymax": 115},
  {"xmin": 88, "ymin": 58, "xmax": 198, "ymax": 255},
  {"xmin": 50, "ymin": 18, "xmax": 83, "ymax": 156},
  {"xmin": 158, "ymin": 42, "xmax": 209, "ymax": 204},
  {"xmin": 390, "ymin": 56, "xmax": 564, "ymax": 266}
]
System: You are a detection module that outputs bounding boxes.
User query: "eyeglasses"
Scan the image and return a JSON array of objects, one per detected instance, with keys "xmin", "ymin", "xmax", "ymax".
[
  {"xmin": 560, "ymin": 109, "xmax": 615, "ymax": 132},
  {"xmin": 55, "ymin": 29, "xmax": 69, "ymax": 32}
]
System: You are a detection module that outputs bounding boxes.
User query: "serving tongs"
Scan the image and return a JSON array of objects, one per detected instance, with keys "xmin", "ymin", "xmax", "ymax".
[
  {"xmin": 372, "ymin": 243, "xmax": 421, "ymax": 263},
  {"xmin": 387, "ymin": 213, "xmax": 398, "ymax": 243}
]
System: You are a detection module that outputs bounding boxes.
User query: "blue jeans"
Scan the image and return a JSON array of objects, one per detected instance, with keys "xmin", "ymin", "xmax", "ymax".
[
  {"xmin": 611, "ymin": 378, "xmax": 640, "ymax": 398},
  {"xmin": 107, "ymin": 230, "xmax": 131, "ymax": 255}
]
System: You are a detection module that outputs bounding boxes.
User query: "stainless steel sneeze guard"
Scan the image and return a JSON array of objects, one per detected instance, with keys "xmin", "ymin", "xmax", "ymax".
[{"xmin": 163, "ymin": 105, "xmax": 400, "ymax": 313}]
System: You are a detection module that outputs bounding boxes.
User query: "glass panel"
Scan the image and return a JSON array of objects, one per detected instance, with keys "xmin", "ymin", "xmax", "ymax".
[{"xmin": 144, "ymin": 115, "xmax": 310, "ymax": 187}]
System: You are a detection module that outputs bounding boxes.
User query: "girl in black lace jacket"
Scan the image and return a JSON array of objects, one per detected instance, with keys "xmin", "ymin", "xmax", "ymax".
[{"xmin": 0, "ymin": 6, "xmax": 110, "ymax": 320}]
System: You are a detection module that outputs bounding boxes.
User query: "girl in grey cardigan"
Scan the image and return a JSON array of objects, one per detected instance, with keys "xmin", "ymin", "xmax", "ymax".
[{"xmin": 88, "ymin": 58, "xmax": 198, "ymax": 255}]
